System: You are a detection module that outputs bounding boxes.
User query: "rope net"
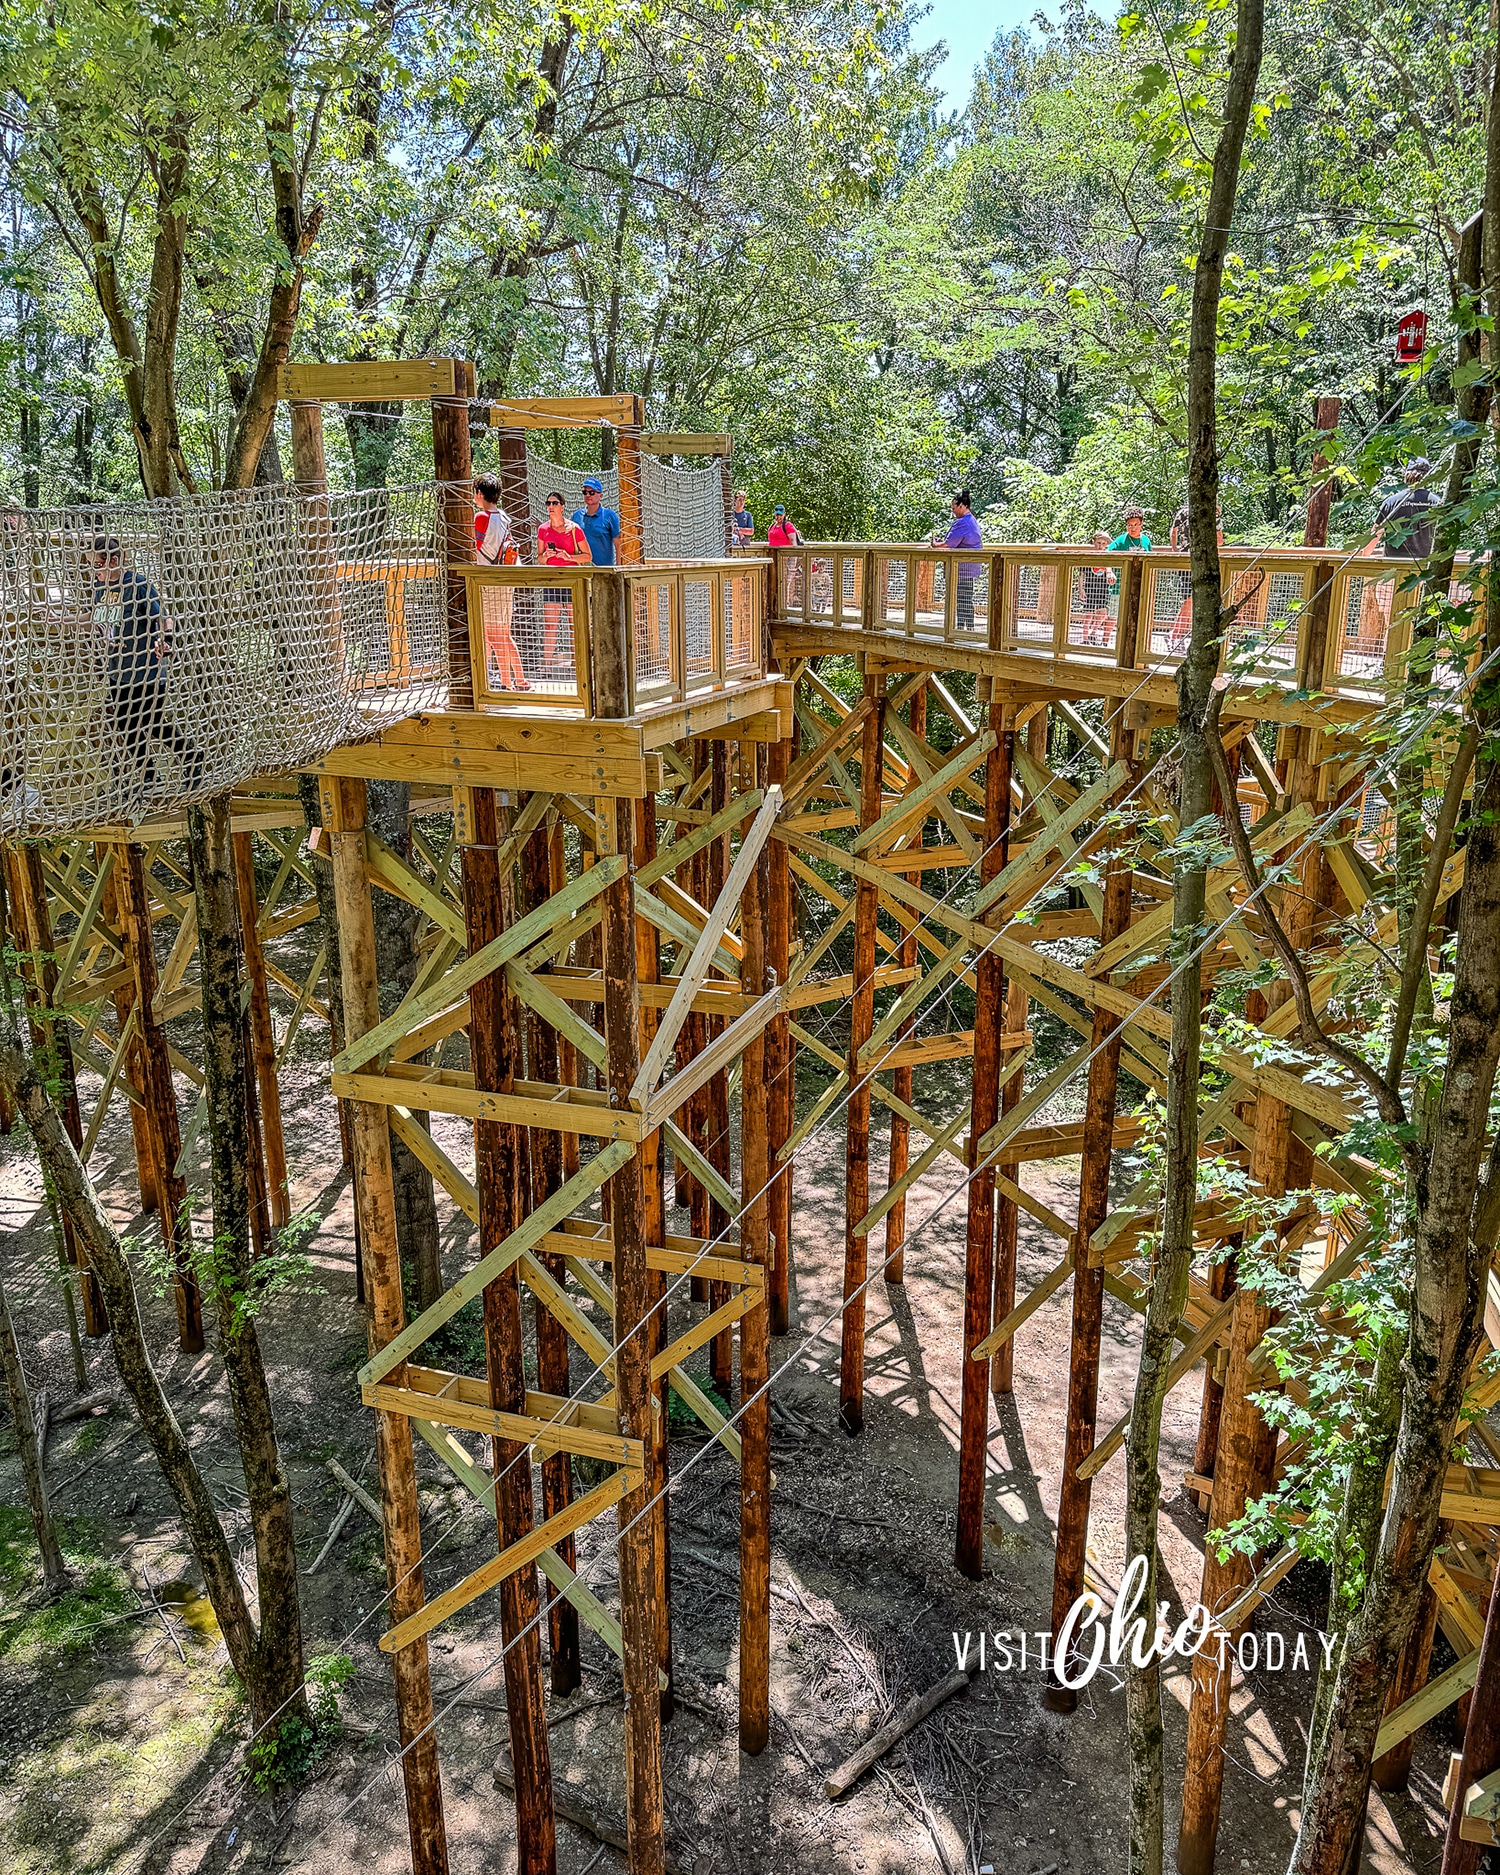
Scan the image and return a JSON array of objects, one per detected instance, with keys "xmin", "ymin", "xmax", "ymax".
[
  {"xmin": 1, "ymin": 483, "xmax": 448, "ymax": 838},
  {"xmin": 1, "ymin": 455, "xmax": 730, "ymax": 838},
  {"xmin": 517, "ymin": 448, "xmax": 728, "ymax": 560}
]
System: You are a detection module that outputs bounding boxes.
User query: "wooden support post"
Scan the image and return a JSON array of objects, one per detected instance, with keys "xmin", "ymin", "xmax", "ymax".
[
  {"xmin": 497, "ymin": 427, "xmax": 532, "ymax": 562},
  {"xmin": 991, "ymin": 971, "xmax": 1028, "ymax": 1396},
  {"xmin": 991, "ymin": 704, "xmax": 1043, "ymax": 1394},
  {"xmin": 432, "ymin": 361, "xmax": 477, "ymax": 709},
  {"xmin": 884, "ymin": 681, "xmax": 925, "ymax": 1284},
  {"xmin": 840, "ymin": 675, "xmax": 886, "ymax": 1436},
  {"xmin": 1303, "ymin": 395, "xmax": 1341, "ymax": 551},
  {"xmin": 521, "ymin": 822, "xmax": 581, "ymax": 1697},
  {"xmin": 617, "ymin": 401, "xmax": 645, "ymax": 564},
  {"xmin": 767, "ymin": 727, "xmax": 794, "ymax": 1335},
  {"xmin": 325, "ymin": 777, "xmax": 449, "ymax": 1875},
  {"xmin": 634, "ymin": 794, "xmax": 674, "ymax": 1717},
  {"xmin": 462, "ymin": 784, "xmax": 555, "ymax": 1875},
  {"xmin": 98, "ymin": 842, "xmax": 158, "ymax": 1219},
  {"xmin": 233, "ymin": 832, "xmax": 290, "ymax": 1230},
  {"xmin": 739, "ymin": 737, "xmax": 772, "ymax": 1754},
  {"xmin": 1373, "ymin": 1558, "xmax": 1443, "ymax": 1791},
  {"xmin": 1442, "ymin": 1564, "xmax": 1500, "ymax": 1874},
  {"xmin": 684, "ymin": 741, "xmax": 711, "ymax": 1290},
  {"xmin": 9, "ymin": 847, "xmax": 107, "ymax": 1335},
  {"xmin": 118, "ymin": 844, "xmax": 204, "ymax": 1354},
  {"xmin": 1192, "ymin": 1243, "xmax": 1238, "ymax": 1502},
  {"xmin": 288, "ymin": 399, "xmax": 328, "ymax": 493},
  {"xmin": 1047, "ymin": 560, "xmax": 1143, "ymax": 1695},
  {"xmin": 593, "ymin": 571, "xmax": 666, "ymax": 1875},
  {"xmin": 955, "ymin": 707, "xmax": 1012, "ymax": 1578},
  {"xmin": 706, "ymin": 742, "xmax": 733, "ymax": 1400}
]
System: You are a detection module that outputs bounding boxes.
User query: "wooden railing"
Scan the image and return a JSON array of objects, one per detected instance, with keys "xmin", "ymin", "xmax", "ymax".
[
  {"xmin": 456, "ymin": 559, "xmax": 766, "ymax": 715},
  {"xmin": 768, "ymin": 542, "xmax": 1473, "ymax": 694}
]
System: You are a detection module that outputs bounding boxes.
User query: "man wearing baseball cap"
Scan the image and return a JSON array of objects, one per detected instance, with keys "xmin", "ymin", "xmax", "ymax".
[
  {"xmin": 572, "ymin": 476, "xmax": 622, "ymax": 565},
  {"xmin": 1376, "ymin": 457, "xmax": 1440, "ymax": 559}
]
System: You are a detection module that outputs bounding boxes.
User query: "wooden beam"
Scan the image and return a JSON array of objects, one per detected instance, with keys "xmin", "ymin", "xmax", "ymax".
[
  {"xmin": 641, "ymin": 432, "xmax": 732, "ymax": 456},
  {"xmin": 279, "ymin": 359, "xmax": 464, "ymax": 402}
]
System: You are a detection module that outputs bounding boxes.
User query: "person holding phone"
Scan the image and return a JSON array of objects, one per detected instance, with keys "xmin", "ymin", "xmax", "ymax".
[{"xmin": 537, "ymin": 491, "xmax": 590, "ymax": 672}]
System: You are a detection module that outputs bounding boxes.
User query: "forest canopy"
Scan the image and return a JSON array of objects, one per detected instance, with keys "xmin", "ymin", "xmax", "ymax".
[{"xmin": 0, "ymin": 0, "xmax": 1485, "ymax": 531}]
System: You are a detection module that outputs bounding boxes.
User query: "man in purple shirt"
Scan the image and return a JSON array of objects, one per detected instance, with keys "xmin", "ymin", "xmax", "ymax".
[{"xmin": 933, "ymin": 488, "xmax": 983, "ymax": 632}]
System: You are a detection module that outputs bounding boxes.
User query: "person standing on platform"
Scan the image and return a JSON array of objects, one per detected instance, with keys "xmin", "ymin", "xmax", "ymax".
[
  {"xmin": 1108, "ymin": 504, "xmax": 1153, "ymax": 553},
  {"xmin": 768, "ymin": 504, "xmax": 802, "ymax": 546},
  {"xmin": 572, "ymin": 476, "xmax": 622, "ymax": 566},
  {"xmin": 90, "ymin": 535, "xmax": 204, "ymax": 804},
  {"xmin": 1080, "ymin": 529, "xmax": 1114, "ymax": 646},
  {"xmin": 1375, "ymin": 456, "xmax": 1440, "ymax": 559},
  {"xmin": 537, "ymin": 491, "xmax": 591, "ymax": 675},
  {"xmin": 932, "ymin": 487, "xmax": 983, "ymax": 633},
  {"xmin": 732, "ymin": 491, "xmax": 756, "ymax": 546},
  {"xmin": 473, "ymin": 474, "xmax": 528, "ymax": 691}
]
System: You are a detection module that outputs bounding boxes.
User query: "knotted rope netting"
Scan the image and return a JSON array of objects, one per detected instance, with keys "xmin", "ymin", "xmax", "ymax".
[
  {"xmin": 519, "ymin": 450, "xmax": 728, "ymax": 560},
  {"xmin": 0, "ymin": 483, "xmax": 448, "ymax": 838}
]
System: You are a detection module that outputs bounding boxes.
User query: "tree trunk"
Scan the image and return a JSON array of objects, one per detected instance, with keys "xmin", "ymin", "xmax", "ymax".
[
  {"xmin": 0, "ymin": 1270, "xmax": 69, "ymax": 1599},
  {"xmin": 186, "ymin": 798, "xmax": 308, "ymax": 1736},
  {"xmin": 1291, "ymin": 46, "xmax": 1500, "ymax": 1875},
  {"xmin": 0, "ymin": 1023, "xmax": 265, "ymax": 1700},
  {"xmin": 1128, "ymin": 5, "xmax": 1263, "ymax": 1870}
]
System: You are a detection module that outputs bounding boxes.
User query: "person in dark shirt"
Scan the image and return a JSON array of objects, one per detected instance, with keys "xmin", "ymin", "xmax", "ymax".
[
  {"xmin": 1376, "ymin": 457, "xmax": 1440, "ymax": 559},
  {"xmin": 91, "ymin": 537, "xmax": 203, "ymax": 799},
  {"xmin": 732, "ymin": 492, "xmax": 755, "ymax": 546}
]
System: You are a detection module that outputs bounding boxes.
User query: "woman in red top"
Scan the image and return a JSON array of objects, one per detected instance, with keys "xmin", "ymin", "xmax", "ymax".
[{"xmin": 537, "ymin": 491, "xmax": 590, "ymax": 672}]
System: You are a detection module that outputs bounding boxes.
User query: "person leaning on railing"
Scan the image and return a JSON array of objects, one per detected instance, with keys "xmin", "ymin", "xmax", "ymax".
[{"xmin": 932, "ymin": 488, "xmax": 983, "ymax": 632}]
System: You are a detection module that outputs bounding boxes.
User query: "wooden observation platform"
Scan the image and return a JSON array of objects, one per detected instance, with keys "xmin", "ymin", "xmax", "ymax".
[{"xmin": 4, "ymin": 360, "xmax": 1494, "ymax": 1874}]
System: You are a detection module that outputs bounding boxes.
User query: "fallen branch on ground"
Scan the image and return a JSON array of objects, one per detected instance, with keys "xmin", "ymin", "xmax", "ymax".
[{"xmin": 825, "ymin": 1665, "xmax": 975, "ymax": 1799}]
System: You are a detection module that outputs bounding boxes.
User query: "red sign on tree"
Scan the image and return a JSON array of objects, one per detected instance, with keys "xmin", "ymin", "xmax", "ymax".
[{"xmin": 1395, "ymin": 309, "xmax": 1428, "ymax": 362}]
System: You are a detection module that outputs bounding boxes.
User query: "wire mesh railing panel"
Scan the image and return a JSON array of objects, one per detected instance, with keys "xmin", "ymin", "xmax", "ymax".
[
  {"xmin": 0, "ymin": 483, "xmax": 447, "ymax": 836},
  {"xmin": 684, "ymin": 578, "xmax": 714, "ymax": 682},
  {"xmin": 1066, "ymin": 564, "xmax": 1120, "ymax": 652},
  {"xmin": 806, "ymin": 556, "xmax": 836, "ymax": 621},
  {"xmin": 1338, "ymin": 573, "xmax": 1396, "ymax": 684},
  {"xmin": 1007, "ymin": 562, "xmax": 1052, "ymax": 645},
  {"xmin": 633, "ymin": 582, "xmax": 675, "ymax": 698},
  {"xmin": 1145, "ymin": 565, "xmax": 1193, "ymax": 660},
  {"xmin": 875, "ymin": 556, "xmax": 908, "ymax": 628},
  {"xmin": 509, "ymin": 583, "xmax": 580, "ymax": 698},
  {"xmin": 722, "ymin": 573, "xmax": 756, "ymax": 674},
  {"xmin": 1222, "ymin": 568, "xmax": 1301, "ymax": 676}
]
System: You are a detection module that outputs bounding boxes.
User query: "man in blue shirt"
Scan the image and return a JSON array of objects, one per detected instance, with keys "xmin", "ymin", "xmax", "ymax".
[
  {"xmin": 572, "ymin": 477, "xmax": 622, "ymax": 565},
  {"xmin": 933, "ymin": 489, "xmax": 984, "ymax": 632}
]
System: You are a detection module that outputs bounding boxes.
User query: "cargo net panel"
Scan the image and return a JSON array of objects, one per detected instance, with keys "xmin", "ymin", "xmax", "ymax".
[
  {"xmin": 520, "ymin": 450, "xmax": 727, "ymax": 561},
  {"xmin": 0, "ymin": 482, "xmax": 447, "ymax": 837}
]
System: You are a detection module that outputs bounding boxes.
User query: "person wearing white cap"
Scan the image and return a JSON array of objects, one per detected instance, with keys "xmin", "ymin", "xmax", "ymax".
[{"xmin": 572, "ymin": 476, "xmax": 622, "ymax": 565}]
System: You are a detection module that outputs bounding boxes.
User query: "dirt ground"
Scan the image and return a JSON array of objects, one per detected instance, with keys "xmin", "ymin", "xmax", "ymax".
[{"xmin": 0, "ymin": 1037, "xmax": 1456, "ymax": 1875}]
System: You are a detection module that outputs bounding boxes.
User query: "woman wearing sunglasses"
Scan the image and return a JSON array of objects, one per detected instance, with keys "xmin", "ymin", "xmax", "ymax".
[{"xmin": 537, "ymin": 491, "xmax": 591, "ymax": 674}]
